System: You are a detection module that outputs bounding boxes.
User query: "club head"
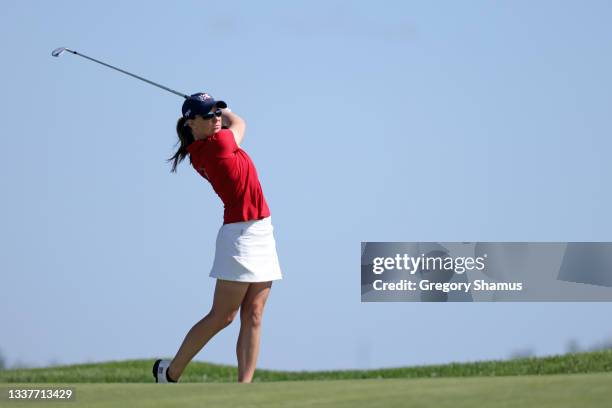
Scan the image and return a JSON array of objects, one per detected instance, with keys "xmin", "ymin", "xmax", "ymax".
[{"xmin": 51, "ymin": 47, "xmax": 67, "ymax": 57}]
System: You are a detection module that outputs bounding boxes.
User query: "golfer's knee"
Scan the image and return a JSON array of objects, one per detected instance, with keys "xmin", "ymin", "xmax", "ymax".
[
  {"xmin": 209, "ymin": 309, "xmax": 238, "ymax": 329},
  {"xmin": 241, "ymin": 307, "xmax": 263, "ymax": 328}
]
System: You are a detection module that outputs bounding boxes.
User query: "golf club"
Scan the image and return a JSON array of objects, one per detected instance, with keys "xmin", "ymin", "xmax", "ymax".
[{"xmin": 51, "ymin": 47, "xmax": 188, "ymax": 99}]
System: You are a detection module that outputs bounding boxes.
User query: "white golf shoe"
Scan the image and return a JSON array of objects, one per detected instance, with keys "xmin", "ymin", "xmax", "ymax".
[{"xmin": 152, "ymin": 359, "xmax": 177, "ymax": 383}]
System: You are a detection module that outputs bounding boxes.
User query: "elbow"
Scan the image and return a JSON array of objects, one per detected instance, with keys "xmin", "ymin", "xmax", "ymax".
[{"xmin": 237, "ymin": 118, "xmax": 246, "ymax": 133}]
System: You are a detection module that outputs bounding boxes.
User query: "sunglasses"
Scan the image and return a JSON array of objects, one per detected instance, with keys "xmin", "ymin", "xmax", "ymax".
[{"xmin": 199, "ymin": 109, "xmax": 223, "ymax": 120}]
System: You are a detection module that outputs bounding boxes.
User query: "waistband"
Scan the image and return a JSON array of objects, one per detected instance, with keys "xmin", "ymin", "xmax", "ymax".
[{"xmin": 222, "ymin": 216, "xmax": 272, "ymax": 229}]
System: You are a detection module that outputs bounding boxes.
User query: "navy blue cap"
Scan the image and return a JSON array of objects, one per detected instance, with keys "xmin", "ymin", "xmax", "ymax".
[{"xmin": 181, "ymin": 92, "xmax": 227, "ymax": 119}]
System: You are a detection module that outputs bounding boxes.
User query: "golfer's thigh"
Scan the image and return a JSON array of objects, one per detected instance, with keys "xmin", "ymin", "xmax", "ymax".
[
  {"xmin": 211, "ymin": 279, "xmax": 250, "ymax": 317},
  {"xmin": 241, "ymin": 281, "xmax": 272, "ymax": 311}
]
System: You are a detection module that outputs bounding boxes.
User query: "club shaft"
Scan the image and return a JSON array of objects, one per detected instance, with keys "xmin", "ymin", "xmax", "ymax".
[{"xmin": 66, "ymin": 49, "xmax": 187, "ymax": 98}]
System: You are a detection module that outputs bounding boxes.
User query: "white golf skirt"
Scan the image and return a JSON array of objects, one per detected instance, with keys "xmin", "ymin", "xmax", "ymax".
[{"xmin": 210, "ymin": 216, "xmax": 283, "ymax": 282}]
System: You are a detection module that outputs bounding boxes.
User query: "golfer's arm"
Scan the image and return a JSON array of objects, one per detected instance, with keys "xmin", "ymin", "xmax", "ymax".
[{"xmin": 223, "ymin": 109, "xmax": 246, "ymax": 146}]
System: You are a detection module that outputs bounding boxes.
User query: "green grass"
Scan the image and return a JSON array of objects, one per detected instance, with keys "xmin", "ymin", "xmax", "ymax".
[
  {"xmin": 2, "ymin": 373, "xmax": 611, "ymax": 408},
  {"xmin": 0, "ymin": 349, "xmax": 610, "ymax": 383}
]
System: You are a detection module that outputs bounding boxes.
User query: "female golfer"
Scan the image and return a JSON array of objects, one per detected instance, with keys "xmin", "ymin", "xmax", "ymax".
[{"xmin": 153, "ymin": 92, "xmax": 282, "ymax": 383}]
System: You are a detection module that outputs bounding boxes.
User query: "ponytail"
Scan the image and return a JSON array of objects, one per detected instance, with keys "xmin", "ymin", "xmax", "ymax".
[{"xmin": 167, "ymin": 117, "xmax": 194, "ymax": 173}]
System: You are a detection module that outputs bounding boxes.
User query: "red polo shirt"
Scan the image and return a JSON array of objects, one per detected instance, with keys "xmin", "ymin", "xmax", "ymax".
[{"xmin": 187, "ymin": 129, "xmax": 271, "ymax": 224}]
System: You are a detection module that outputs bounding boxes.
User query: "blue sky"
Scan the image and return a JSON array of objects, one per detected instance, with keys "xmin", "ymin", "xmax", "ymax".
[{"xmin": 1, "ymin": 0, "xmax": 611, "ymax": 370}]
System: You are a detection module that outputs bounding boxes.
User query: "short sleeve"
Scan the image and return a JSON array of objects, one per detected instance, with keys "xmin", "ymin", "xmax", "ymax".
[{"xmin": 216, "ymin": 129, "xmax": 239, "ymax": 154}]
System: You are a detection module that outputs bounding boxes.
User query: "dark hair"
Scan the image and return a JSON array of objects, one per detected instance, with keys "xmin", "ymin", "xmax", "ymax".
[{"xmin": 168, "ymin": 117, "xmax": 194, "ymax": 173}]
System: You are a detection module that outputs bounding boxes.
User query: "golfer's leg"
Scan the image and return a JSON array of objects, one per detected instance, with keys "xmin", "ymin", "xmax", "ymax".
[
  {"xmin": 168, "ymin": 279, "xmax": 250, "ymax": 381},
  {"xmin": 236, "ymin": 281, "xmax": 272, "ymax": 383}
]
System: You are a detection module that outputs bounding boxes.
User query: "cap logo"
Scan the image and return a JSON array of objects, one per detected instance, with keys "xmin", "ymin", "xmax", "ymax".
[
  {"xmin": 184, "ymin": 109, "xmax": 191, "ymax": 117},
  {"xmin": 197, "ymin": 93, "xmax": 212, "ymax": 101}
]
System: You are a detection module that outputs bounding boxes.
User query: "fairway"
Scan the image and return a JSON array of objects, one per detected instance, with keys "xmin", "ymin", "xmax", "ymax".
[{"xmin": 2, "ymin": 373, "xmax": 611, "ymax": 408}]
